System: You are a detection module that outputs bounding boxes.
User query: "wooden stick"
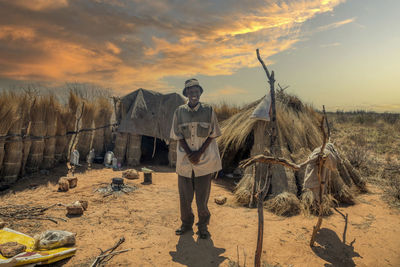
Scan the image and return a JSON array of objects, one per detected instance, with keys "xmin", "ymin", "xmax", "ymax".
[
  {"xmin": 309, "ymin": 114, "xmax": 328, "ymax": 247},
  {"xmin": 68, "ymin": 102, "xmax": 85, "ymax": 163},
  {"xmin": 240, "ymin": 155, "xmax": 301, "ymax": 170},
  {"xmin": 90, "ymin": 237, "xmax": 125, "ymax": 267},
  {"xmin": 323, "ymin": 105, "xmax": 330, "ymax": 139},
  {"xmin": 95, "ymin": 249, "xmax": 131, "ymax": 260}
]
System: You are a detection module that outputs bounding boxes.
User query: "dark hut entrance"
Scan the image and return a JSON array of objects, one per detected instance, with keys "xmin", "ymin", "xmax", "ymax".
[
  {"xmin": 222, "ymin": 131, "xmax": 254, "ymax": 173},
  {"xmin": 140, "ymin": 135, "xmax": 169, "ymax": 165}
]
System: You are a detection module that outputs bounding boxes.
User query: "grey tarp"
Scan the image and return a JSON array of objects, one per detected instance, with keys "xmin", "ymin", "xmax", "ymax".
[
  {"xmin": 303, "ymin": 143, "xmax": 338, "ymax": 189},
  {"xmin": 250, "ymin": 93, "xmax": 271, "ymax": 121},
  {"xmin": 118, "ymin": 89, "xmax": 186, "ymax": 140}
]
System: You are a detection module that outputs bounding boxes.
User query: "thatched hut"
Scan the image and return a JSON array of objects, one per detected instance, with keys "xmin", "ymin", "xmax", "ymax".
[
  {"xmin": 115, "ymin": 88, "xmax": 185, "ymax": 167},
  {"xmin": 218, "ymin": 92, "xmax": 365, "ymax": 215}
]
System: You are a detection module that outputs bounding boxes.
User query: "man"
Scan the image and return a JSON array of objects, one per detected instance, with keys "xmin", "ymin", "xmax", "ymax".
[{"xmin": 170, "ymin": 78, "xmax": 222, "ymax": 239}]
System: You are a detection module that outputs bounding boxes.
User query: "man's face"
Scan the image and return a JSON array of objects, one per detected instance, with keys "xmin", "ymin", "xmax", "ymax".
[{"xmin": 186, "ymin": 86, "xmax": 201, "ymax": 106}]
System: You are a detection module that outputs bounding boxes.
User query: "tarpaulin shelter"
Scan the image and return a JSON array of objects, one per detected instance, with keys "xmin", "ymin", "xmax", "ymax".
[{"xmin": 114, "ymin": 89, "xmax": 186, "ymax": 166}]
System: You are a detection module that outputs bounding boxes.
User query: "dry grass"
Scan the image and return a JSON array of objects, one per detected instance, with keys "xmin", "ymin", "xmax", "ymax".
[
  {"xmin": 212, "ymin": 101, "xmax": 242, "ymax": 122},
  {"xmin": 330, "ymin": 111, "xmax": 400, "ymax": 208},
  {"xmin": 264, "ymin": 192, "xmax": 300, "ymax": 216}
]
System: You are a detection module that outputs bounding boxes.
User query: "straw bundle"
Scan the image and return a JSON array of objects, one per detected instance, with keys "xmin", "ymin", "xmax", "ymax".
[
  {"xmin": 20, "ymin": 134, "xmax": 32, "ymax": 177},
  {"xmin": 1, "ymin": 94, "xmax": 28, "ymax": 183},
  {"xmin": 0, "ymin": 93, "xmax": 17, "ymax": 174},
  {"xmin": 92, "ymin": 97, "xmax": 113, "ymax": 157},
  {"xmin": 113, "ymin": 132, "xmax": 128, "ymax": 164},
  {"xmin": 300, "ymin": 190, "xmax": 337, "ymax": 216},
  {"xmin": 234, "ymin": 171, "xmax": 255, "ymax": 204},
  {"xmin": 54, "ymin": 107, "xmax": 71, "ymax": 163},
  {"xmin": 20, "ymin": 95, "xmax": 33, "ymax": 177},
  {"xmin": 264, "ymin": 192, "xmax": 300, "ymax": 216},
  {"xmin": 168, "ymin": 140, "xmax": 177, "ymax": 167},
  {"xmin": 41, "ymin": 96, "xmax": 59, "ymax": 169},
  {"xmin": 63, "ymin": 92, "xmax": 80, "ymax": 160},
  {"xmin": 26, "ymin": 97, "xmax": 47, "ymax": 173},
  {"xmin": 76, "ymin": 100, "xmax": 95, "ymax": 160}
]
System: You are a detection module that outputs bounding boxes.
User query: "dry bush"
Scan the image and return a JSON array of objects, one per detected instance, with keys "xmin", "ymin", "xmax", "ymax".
[
  {"xmin": 381, "ymin": 162, "xmax": 400, "ymax": 208},
  {"xmin": 344, "ymin": 146, "xmax": 369, "ymax": 169},
  {"xmin": 385, "ymin": 175, "xmax": 400, "ymax": 207}
]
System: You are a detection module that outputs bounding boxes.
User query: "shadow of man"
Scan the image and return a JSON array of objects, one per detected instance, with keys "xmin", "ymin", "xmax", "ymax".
[
  {"xmin": 312, "ymin": 228, "xmax": 361, "ymax": 267},
  {"xmin": 169, "ymin": 233, "xmax": 227, "ymax": 267}
]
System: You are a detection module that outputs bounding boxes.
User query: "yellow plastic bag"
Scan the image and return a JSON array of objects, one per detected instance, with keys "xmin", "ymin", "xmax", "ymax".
[{"xmin": 0, "ymin": 228, "xmax": 76, "ymax": 266}]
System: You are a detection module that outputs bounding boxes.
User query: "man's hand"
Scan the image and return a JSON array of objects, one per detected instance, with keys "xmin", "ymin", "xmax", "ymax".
[{"xmin": 189, "ymin": 151, "xmax": 202, "ymax": 165}]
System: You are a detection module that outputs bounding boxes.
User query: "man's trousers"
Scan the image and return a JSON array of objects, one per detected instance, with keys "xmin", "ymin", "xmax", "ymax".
[{"xmin": 178, "ymin": 172, "xmax": 212, "ymax": 231}]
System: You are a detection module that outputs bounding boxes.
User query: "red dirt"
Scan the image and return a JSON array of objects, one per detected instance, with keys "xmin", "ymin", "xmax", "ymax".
[{"xmin": 1, "ymin": 165, "xmax": 399, "ymax": 266}]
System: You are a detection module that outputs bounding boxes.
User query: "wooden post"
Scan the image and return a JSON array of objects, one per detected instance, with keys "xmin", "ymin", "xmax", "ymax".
[
  {"xmin": 253, "ymin": 49, "xmax": 277, "ymax": 267},
  {"xmin": 323, "ymin": 105, "xmax": 330, "ymax": 139},
  {"xmin": 309, "ymin": 113, "xmax": 328, "ymax": 247}
]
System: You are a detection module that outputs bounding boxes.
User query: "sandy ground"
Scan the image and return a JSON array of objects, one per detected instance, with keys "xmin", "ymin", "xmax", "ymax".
[{"xmin": 1, "ymin": 164, "xmax": 399, "ymax": 267}]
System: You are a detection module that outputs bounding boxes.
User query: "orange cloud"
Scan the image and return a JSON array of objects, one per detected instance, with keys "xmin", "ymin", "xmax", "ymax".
[
  {"xmin": 12, "ymin": 0, "xmax": 69, "ymax": 11},
  {"xmin": 0, "ymin": 0, "xmax": 346, "ymax": 93}
]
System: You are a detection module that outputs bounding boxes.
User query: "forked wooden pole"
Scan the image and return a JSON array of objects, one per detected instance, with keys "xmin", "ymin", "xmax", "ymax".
[{"xmin": 253, "ymin": 48, "xmax": 277, "ymax": 267}]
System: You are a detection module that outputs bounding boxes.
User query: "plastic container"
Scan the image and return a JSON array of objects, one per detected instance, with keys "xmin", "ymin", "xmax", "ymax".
[
  {"xmin": 104, "ymin": 151, "xmax": 114, "ymax": 166},
  {"xmin": 70, "ymin": 150, "xmax": 80, "ymax": 166}
]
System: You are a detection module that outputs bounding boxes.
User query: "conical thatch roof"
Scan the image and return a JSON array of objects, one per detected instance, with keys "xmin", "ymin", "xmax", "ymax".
[
  {"xmin": 218, "ymin": 94, "xmax": 322, "ymax": 172},
  {"xmin": 218, "ymin": 92, "xmax": 366, "ymax": 215}
]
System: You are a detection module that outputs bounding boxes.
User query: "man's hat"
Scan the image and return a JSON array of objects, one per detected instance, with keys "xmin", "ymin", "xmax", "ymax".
[{"xmin": 182, "ymin": 78, "xmax": 203, "ymax": 97}]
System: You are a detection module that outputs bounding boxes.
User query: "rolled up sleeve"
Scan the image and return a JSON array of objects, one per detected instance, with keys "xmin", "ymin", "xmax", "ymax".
[
  {"xmin": 209, "ymin": 109, "xmax": 221, "ymax": 138},
  {"xmin": 170, "ymin": 111, "xmax": 183, "ymax": 140}
]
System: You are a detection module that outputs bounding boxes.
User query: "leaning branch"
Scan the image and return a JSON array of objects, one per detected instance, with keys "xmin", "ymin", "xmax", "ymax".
[{"xmin": 239, "ymin": 155, "xmax": 313, "ymax": 171}]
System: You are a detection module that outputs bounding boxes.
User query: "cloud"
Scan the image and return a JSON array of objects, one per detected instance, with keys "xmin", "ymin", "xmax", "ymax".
[
  {"xmin": 317, "ymin": 17, "xmax": 355, "ymax": 32},
  {"xmin": 320, "ymin": 42, "xmax": 341, "ymax": 47},
  {"xmin": 208, "ymin": 86, "xmax": 247, "ymax": 97},
  {"xmin": 11, "ymin": 0, "xmax": 69, "ymax": 11},
  {"xmin": 0, "ymin": 0, "xmax": 345, "ymax": 93}
]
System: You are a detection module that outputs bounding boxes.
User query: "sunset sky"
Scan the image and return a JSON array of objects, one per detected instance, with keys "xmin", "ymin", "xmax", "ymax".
[{"xmin": 0, "ymin": 0, "xmax": 399, "ymax": 111}]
